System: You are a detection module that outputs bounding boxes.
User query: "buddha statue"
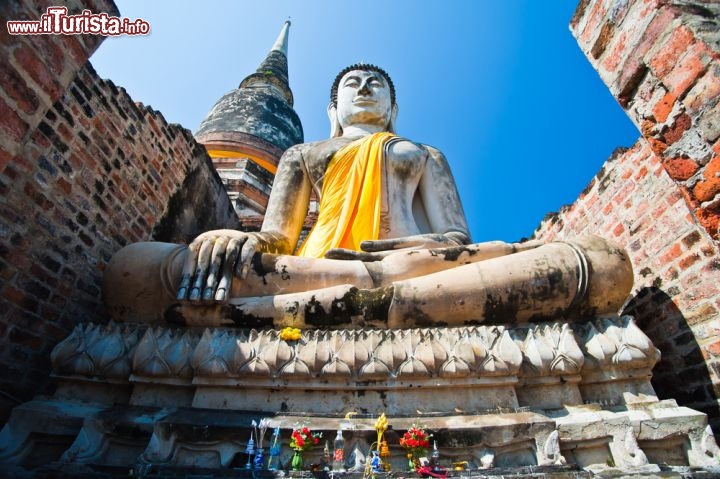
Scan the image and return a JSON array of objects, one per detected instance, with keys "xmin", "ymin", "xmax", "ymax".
[{"xmin": 104, "ymin": 64, "xmax": 632, "ymax": 328}]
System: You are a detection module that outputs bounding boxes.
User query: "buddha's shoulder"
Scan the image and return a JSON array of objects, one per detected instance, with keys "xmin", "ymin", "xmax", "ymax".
[
  {"xmin": 283, "ymin": 137, "xmax": 352, "ymax": 158},
  {"xmin": 389, "ymin": 138, "xmax": 445, "ymax": 159}
]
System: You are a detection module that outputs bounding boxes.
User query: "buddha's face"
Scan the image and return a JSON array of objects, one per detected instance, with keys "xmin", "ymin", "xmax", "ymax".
[{"xmin": 335, "ymin": 69, "xmax": 393, "ymax": 130}]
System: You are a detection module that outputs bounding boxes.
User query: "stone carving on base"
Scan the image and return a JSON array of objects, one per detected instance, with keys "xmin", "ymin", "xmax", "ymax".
[{"xmin": 541, "ymin": 430, "xmax": 567, "ymax": 466}]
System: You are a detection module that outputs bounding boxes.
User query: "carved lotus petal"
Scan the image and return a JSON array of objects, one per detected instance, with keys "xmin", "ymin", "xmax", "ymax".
[
  {"xmin": 439, "ymin": 356, "xmax": 471, "ymax": 378},
  {"xmin": 320, "ymin": 358, "xmax": 352, "ymax": 378},
  {"xmin": 51, "ymin": 324, "xmax": 85, "ymax": 373},
  {"xmin": 231, "ymin": 333, "xmax": 257, "ymax": 372},
  {"xmin": 413, "ymin": 336, "xmax": 447, "ymax": 374},
  {"xmin": 500, "ymin": 331, "xmax": 523, "ymax": 371},
  {"xmin": 87, "ymin": 327, "xmax": 116, "ymax": 371},
  {"xmin": 622, "ymin": 318, "xmax": 658, "ymax": 358},
  {"xmin": 373, "ymin": 334, "xmax": 405, "ymax": 372},
  {"xmin": 296, "ymin": 334, "xmax": 331, "ymax": 372},
  {"xmin": 549, "ymin": 324, "xmax": 583, "ymax": 374},
  {"xmin": 363, "ymin": 330, "xmax": 385, "ymax": 351},
  {"xmin": 92, "ymin": 326, "xmax": 131, "ymax": 378},
  {"xmin": 611, "ymin": 317, "xmax": 659, "ymax": 367},
  {"xmin": 326, "ymin": 330, "xmax": 345, "ymax": 353},
  {"xmin": 257, "ymin": 335, "xmax": 292, "ymax": 373},
  {"xmin": 133, "ymin": 328, "xmax": 160, "ymax": 372},
  {"xmin": 455, "ymin": 335, "xmax": 487, "ymax": 369},
  {"xmin": 240, "ymin": 357, "xmax": 272, "ymax": 376},
  {"xmin": 279, "ymin": 357, "xmax": 311, "ymax": 377},
  {"xmin": 190, "ymin": 329, "xmax": 214, "ymax": 370},
  {"xmin": 478, "ymin": 326, "xmax": 501, "ymax": 348},
  {"xmin": 336, "ymin": 335, "xmax": 369, "ymax": 373},
  {"xmin": 397, "ymin": 357, "xmax": 430, "ymax": 378},
  {"xmin": 163, "ymin": 330, "xmax": 196, "ymax": 377},
  {"xmin": 192, "ymin": 329, "xmax": 230, "ymax": 376},
  {"xmin": 69, "ymin": 354, "xmax": 96, "ymax": 377},
  {"xmin": 582, "ymin": 322, "xmax": 615, "ymax": 367},
  {"xmin": 358, "ymin": 357, "xmax": 391, "ymax": 380},
  {"xmin": 521, "ymin": 329, "xmax": 553, "ymax": 375}
]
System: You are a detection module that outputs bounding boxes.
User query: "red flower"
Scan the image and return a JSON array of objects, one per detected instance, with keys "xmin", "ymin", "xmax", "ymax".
[
  {"xmin": 400, "ymin": 425, "xmax": 431, "ymax": 456},
  {"xmin": 290, "ymin": 425, "xmax": 322, "ymax": 451}
]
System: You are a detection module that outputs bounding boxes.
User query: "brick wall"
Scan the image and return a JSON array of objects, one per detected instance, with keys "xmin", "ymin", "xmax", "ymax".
[
  {"xmin": 535, "ymin": 139, "xmax": 720, "ymax": 429},
  {"xmin": 0, "ymin": 0, "xmax": 238, "ymax": 420},
  {"xmin": 571, "ymin": 0, "xmax": 720, "ymax": 239},
  {"xmin": 535, "ymin": 0, "xmax": 720, "ymax": 430}
]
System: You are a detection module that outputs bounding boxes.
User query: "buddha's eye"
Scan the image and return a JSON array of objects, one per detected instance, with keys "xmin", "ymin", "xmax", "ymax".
[{"xmin": 343, "ymin": 77, "xmax": 360, "ymax": 88}]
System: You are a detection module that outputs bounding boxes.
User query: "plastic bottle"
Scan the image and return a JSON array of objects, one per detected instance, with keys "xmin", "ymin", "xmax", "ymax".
[
  {"xmin": 332, "ymin": 429, "xmax": 345, "ymax": 472},
  {"xmin": 267, "ymin": 427, "xmax": 281, "ymax": 470}
]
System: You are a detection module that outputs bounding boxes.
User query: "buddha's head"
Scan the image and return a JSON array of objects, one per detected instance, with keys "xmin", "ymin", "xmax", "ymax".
[{"xmin": 328, "ymin": 63, "xmax": 398, "ymax": 138}]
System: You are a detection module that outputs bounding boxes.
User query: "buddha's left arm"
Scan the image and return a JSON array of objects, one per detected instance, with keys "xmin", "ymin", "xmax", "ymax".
[{"xmin": 417, "ymin": 145, "xmax": 471, "ymax": 244}]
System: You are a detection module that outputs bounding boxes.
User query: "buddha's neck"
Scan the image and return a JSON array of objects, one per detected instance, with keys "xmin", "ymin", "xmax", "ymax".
[{"xmin": 341, "ymin": 124, "xmax": 388, "ymax": 138}]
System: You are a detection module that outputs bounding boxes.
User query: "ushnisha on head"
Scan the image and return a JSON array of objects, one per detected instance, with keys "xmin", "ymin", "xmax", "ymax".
[{"xmin": 328, "ymin": 63, "xmax": 399, "ymax": 138}]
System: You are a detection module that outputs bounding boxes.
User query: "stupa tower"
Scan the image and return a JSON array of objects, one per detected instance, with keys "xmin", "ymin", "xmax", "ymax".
[{"xmin": 195, "ymin": 21, "xmax": 303, "ymax": 228}]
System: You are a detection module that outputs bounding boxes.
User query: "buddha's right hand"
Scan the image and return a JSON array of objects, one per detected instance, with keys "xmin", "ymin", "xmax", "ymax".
[{"xmin": 176, "ymin": 229, "xmax": 266, "ymax": 303}]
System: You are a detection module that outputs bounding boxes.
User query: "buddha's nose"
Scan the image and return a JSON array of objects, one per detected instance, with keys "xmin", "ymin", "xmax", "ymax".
[{"xmin": 358, "ymin": 82, "xmax": 372, "ymax": 95}]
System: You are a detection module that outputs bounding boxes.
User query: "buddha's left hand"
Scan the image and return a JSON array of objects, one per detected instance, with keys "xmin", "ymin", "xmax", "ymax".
[
  {"xmin": 361, "ymin": 233, "xmax": 466, "ymax": 252},
  {"xmin": 324, "ymin": 233, "xmax": 466, "ymax": 261}
]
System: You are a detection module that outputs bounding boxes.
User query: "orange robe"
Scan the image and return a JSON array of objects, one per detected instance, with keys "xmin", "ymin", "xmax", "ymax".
[{"xmin": 297, "ymin": 132, "xmax": 396, "ymax": 258}]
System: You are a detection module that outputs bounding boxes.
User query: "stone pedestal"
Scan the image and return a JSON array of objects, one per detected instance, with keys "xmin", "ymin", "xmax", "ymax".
[{"xmin": 1, "ymin": 318, "xmax": 718, "ymax": 474}]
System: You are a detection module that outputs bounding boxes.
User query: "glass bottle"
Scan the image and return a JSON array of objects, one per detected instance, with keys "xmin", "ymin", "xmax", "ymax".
[{"xmin": 332, "ymin": 429, "xmax": 345, "ymax": 472}]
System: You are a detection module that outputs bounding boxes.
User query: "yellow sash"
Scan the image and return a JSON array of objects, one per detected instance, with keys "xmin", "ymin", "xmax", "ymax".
[{"xmin": 297, "ymin": 132, "xmax": 396, "ymax": 258}]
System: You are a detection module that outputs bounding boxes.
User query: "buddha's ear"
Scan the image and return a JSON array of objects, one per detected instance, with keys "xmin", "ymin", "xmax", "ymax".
[
  {"xmin": 387, "ymin": 103, "xmax": 399, "ymax": 134},
  {"xmin": 327, "ymin": 103, "xmax": 342, "ymax": 138}
]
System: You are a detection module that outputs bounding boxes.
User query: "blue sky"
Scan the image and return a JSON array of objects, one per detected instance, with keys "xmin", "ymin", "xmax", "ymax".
[{"xmin": 90, "ymin": 1, "xmax": 640, "ymax": 243}]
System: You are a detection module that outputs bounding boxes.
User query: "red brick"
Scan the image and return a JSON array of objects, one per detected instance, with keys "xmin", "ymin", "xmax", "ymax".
[
  {"xmin": 0, "ymin": 55, "xmax": 41, "ymax": 115},
  {"xmin": 664, "ymin": 42, "xmax": 713, "ymax": 99},
  {"xmin": 26, "ymin": 34, "xmax": 66, "ymax": 77},
  {"xmin": 679, "ymin": 253, "xmax": 701, "ymax": 270},
  {"xmin": 578, "ymin": 0, "xmax": 608, "ymax": 47},
  {"xmin": 661, "ymin": 243, "xmax": 683, "ymax": 263},
  {"xmin": 63, "ymin": 35, "xmax": 92, "ymax": 69},
  {"xmin": 684, "ymin": 65, "xmax": 720, "ymax": 114},
  {"xmin": 13, "ymin": 44, "xmax": 62, "ymax": 101},
  {"xmin": 648, "ymin": 25, "xmax": 695, "ymax": 79},
  {"xmin": 652, "ymin": 91, "xmax": 677, "ymax": 123},
  {"xmin": 57, "ymin": 177, "xmax": 72, "ymax": 195},
  {"xmin": 706, "ymin": 340, "xmax": 720, "ymax": 358},
  {"xmin": 0, "ymin": 95, "xmax": 30, "ymax": 145},
  {"xmin": 663, "ymin": 113, "xmax": 692, "ymax": 145},
  {"xmin": 694, "ymin": 177, "xmax": 720, "ymax": 203},
  {"xmin": 697, "ymin": 208, "xmax": 720, "ymax": 239},
  {"xmin": 615, "ymin": 7, "xmax": 677, "ymax": 102},
  {"xmin": 663, "ymin": 157, "xmax": 699, "ymax": 181},
  {"xmin": 613, "ymin": 223, "xmax": 626, "ymax": 237},
  {"xmin": 705, "ymin": 155, "xmax": 720, "ymax": 179}
]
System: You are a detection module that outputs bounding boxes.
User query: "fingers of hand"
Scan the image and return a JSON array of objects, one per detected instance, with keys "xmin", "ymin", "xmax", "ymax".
[
  {"xmin": 215, "ymin": 238, "xmax": 240, "ymax": 302},
  {"xmin": 237, "ymin": 237, "xmax": 258, "ymax": 279},
  {"xmin": 189, "ymin": 238, "xmax": 215, "ymax": 303},
  {"xmin": 177, "ymin": 242, "xmax": 200, "ymax": 301},
  {"xmin": 324, "ymin": 248, "xmax": 361, "ymax": 260},
  {"xmin": 202, "ymin": 237, "xmax": 228, "ymax": 301},
  {"xmin": 360, "ymin": 239, "xmax": 396, "ymax": 252}
]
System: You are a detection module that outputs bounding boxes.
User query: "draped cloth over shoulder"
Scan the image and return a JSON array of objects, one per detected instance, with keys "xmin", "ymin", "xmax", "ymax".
[{"xmin": 297, "ymin": 131, "xmax": 396, "ymax": 258}]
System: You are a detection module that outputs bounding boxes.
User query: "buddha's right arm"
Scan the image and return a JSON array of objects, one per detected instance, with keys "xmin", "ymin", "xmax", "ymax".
[{"xmin": 176, "ymin": 145, "xmax": 311, "ymax": 303}]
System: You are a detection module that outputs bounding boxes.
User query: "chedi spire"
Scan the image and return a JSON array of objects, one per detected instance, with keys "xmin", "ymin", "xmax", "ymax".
[{"xmin": 195, "ymin": 20, "xmax": 302, "ymax": 156}]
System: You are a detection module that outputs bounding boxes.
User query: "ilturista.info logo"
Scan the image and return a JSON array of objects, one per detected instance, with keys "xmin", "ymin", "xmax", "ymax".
[{"xmin": 7, "ymin": 7, "xmax": 150, "ymax": 36}]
